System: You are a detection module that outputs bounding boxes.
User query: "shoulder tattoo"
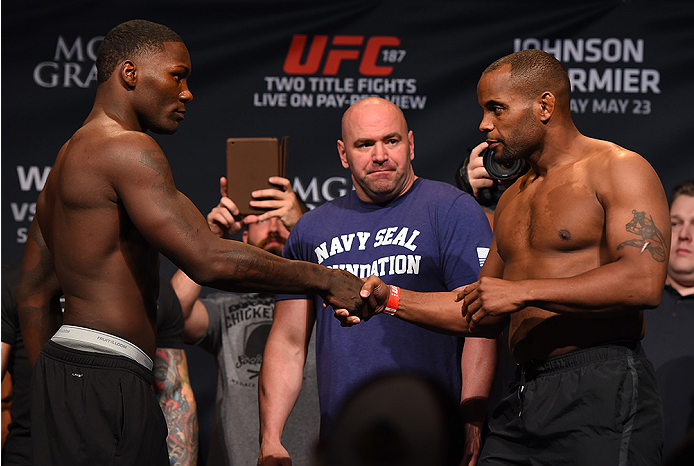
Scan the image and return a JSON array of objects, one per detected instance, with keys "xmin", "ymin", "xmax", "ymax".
[{"xmin": 139, "ymin": 149, "xmax": 168, "ymax": 179}]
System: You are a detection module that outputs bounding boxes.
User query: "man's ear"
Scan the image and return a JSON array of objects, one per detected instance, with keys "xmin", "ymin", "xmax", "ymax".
[
  {"xmin": 337, "ymin": 140, "xmax": 349, "ymax": 169},
  {"xmin": 121, "ymin": 60, "xmax": 137, "ymax": 89},
  {"xmin": 408, "ymin": 130, "xmax": 415, "ymax": 161},
  {"xmin": 538, "ymin": 91, "xmax": 555, "ymax": 123}
]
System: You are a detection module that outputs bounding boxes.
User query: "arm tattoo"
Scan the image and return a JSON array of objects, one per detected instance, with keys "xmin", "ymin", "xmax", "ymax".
[
  {"xmin": 139, "ymin": 149, "xmax": 174, "ymax": 199},
  {"xmin": 617, "ymin": 209, "xmax": 667, "ymax": 262},
  {"xmin": 153, "ymin": 348, "xmax": 199, "ymax": 466},
  {"xmin": 139, "ymin": 149, "xmax": 199, "ymax": 245},
  {"xmin": 139, "ymin": 149, "xmax": 169, "ymax": 180}
]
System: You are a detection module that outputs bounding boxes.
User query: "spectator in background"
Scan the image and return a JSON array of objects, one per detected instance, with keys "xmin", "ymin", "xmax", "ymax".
[
  {"xmin": 171, "ymin": 176, "xmax": 320, "ymax": 465},
  {"xmin": 642, "ymin": 179, "xmax": 694, "ymax": 459},
  {"xmin": 258, "ymin": 96, "xmax": 496, "ymax": 466}
]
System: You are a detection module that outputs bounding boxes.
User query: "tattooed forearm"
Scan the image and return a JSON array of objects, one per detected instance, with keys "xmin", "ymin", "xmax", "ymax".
[
  {"xmin": 617, "ymin": 209, "xmax": 667, "ymax": 262},
  {"xmin": 217, "ymin": 247, "xmax": 318, "ymax": 293},
  {"xmin": 154, "ymin": 348, "xmax": 199, "ymax": 466}
]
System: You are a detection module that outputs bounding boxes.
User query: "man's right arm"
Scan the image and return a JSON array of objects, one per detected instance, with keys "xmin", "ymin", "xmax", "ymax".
[
  {"xmin": 343, "ymin": 193, "xmax": 509, "ymax": 334},
  {"xmin": 112, "ymin": 136, "xmax": 370, "ymax": 314},
  {"xmin": 340, "ymin": 278, "xmax": 507, "ymax": 338},
  {"xmin": 258, "ymin": 298, "xmax": 314, "ymax": 466}
]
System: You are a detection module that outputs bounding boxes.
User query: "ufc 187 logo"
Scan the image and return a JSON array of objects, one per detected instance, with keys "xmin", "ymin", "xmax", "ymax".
[{"xmin": 283, "ymin": 34, "xmax": 406, "ymax": 76}]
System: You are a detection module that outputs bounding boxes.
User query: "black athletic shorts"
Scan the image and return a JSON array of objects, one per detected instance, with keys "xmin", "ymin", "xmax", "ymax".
[
  {"xmin": 31, "ymin": 340, "xmax": 169, "ymax": 466},
  {"xmin": 478, "ymin": 342, "xmax": 663, "ymax": 466}
]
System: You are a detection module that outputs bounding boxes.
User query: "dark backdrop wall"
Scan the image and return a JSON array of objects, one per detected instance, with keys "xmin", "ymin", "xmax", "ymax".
[{"xmin": 3, "ymin": 0, "xmax": 694, "ymax": 462}]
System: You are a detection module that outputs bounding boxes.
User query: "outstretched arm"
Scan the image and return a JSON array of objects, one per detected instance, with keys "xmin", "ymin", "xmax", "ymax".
[
  {"xmin": 153, "ymin": 347, "xmax": 199, "ymax": 466},
  {"xmin": 113, "ymin": 136, "xmax": 371, "ymax": 314},
  {"xmin": 16, "ymin": 219, "xmax": 63, "ymax": 367},
  {"xmin": 171, "ymin": 175, "xmax": 307, "ymax": 343},
  {"xmin": 337, "ymin": 278, "xmax": 506, "ymax": 337}
]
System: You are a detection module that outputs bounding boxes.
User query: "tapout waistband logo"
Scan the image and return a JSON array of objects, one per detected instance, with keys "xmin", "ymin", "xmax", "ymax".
[
  {"xmin": 283, "ymin": 34, "xmax": 404, "ymax": 76},
  {"xmin": 33, "ymin": 35, "xmax": 103, "ymax": 88}
]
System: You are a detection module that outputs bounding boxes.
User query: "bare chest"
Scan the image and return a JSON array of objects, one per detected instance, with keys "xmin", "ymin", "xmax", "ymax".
[{"xmin": 495, "ymin": 177, "xmax": 605, "ymax": 262}]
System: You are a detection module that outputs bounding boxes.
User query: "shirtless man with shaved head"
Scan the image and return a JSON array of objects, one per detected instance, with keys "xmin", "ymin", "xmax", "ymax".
[
  {"xmin": 350, "ymin": 49, "xmax": 670, "ymax": 465},
  {"xmin": 16, "ymin": 19, "xmax": 381, "ymax": 466}
]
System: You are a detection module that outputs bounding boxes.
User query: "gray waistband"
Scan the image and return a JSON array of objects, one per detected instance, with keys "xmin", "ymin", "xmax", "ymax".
[{"xmin": 51, "ymin": 325, "xmax": 153, "ymax": 370}]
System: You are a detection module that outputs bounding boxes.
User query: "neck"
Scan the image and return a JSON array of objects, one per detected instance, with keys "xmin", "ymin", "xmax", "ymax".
[
  {"xmin": 666, "ymin": 274, "xmax": 694, "ymax": 297},
  {"xmin": 90, "ymin": 85, "xmax": 143, "ymax": 132},
  {"xmin": 527, "ymin": 126, "xmax": 583, "ymax": 175}
]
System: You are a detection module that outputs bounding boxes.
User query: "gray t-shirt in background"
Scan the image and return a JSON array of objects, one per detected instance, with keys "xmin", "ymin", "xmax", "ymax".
[{"xmin": 197, "ymin": 292, "xmax": 319, "ymax": 466}]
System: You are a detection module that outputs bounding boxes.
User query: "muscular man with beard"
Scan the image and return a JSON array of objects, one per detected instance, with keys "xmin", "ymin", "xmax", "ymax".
[{"xmin": 349, "ymin": 49, "xmax": 670, "ymax": 466}]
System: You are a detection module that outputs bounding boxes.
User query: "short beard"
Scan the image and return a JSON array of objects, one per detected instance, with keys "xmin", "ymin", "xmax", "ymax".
[
  {"xmin": 255, "ymin": 235, "xmax": 286, "ymax": 256},
  {"xmin": 498, "ymin": 146, "xmax": 521, "ymax": 166}
]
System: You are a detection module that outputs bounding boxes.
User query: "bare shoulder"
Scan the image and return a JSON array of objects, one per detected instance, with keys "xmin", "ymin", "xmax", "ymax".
[
  {"xmin": 79, "ymin": 120, "xmax": 171, "ymax": 180},
  {"xmin": 585, "ymin": 138, "xmax": 653, "ymax": 174},
  {"xmin": 95, "ymin": 121, "xmax": 163, "ymax": 160},
  {"xmin": 583, "ymin": 138, "xmax": 662, "ymax": 200},
  {"xmin": 581, "ymin": 138, "xmax": 669, "ymax": 255},
  {"xmin": 53, "ymin": 119, "xmax": 173, "ymax": 209}
]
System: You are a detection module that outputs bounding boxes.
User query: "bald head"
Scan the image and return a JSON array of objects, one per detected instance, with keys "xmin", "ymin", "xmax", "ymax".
[
  {"xmin": 341, "ymin": 97, "xmax": 409, "ymax": 141},
  {"xmin": 337, "ymin": 97, "xmax": 416, "ymax": 203}
]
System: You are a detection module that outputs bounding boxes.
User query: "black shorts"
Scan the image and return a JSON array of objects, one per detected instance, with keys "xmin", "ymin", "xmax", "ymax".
[
  {"xmin": 31, "ymin": 340, "xmax": 169, "ymax": 466},
  {"xmin": 479, "ymin": 342, "xmax": 663, "ymax": 466}
]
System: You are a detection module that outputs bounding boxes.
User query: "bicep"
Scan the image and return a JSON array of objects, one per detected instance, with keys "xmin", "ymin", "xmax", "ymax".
[
  {"xmin": 183, "ymin": 301, "xmax": 209, "ymax": 344},
  {"xmin": 113, "ymin": 145, "xmax": 213, "ymax": 269},
  {"xmin": 602, "ymin": 155, "xmax": 670, "ymax": 267}
]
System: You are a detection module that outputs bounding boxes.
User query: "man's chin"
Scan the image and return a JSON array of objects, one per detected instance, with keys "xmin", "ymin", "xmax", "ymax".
[{"xmin": 264, "ymin": 244, "xmax": 285, "ymax": 256}]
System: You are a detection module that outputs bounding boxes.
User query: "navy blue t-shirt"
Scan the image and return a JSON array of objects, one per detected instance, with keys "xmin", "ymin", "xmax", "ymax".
[{"xmin": 278, "ymin": 178, "xmax": 493, "ymax": 434}]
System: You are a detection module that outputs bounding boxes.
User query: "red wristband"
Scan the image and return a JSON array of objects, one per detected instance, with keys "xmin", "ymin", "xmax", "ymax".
[{"xmin": 384, "ymin": 285, "xmax": 400, "ymax": 315}]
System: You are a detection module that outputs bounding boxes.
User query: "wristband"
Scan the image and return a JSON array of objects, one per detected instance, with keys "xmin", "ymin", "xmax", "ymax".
[{"xmin": 384, "ymin": 285, "xmax": 400, "ymax": 315}]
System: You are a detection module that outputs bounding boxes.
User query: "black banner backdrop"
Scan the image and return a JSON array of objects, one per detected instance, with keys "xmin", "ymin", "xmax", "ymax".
[
  {"xmin": 4, "ymin": 0, "xmax": 694, "ymax": 265},
  {"xmin": 3, "ymin": 0, "xmax": 694, "ymax": 461}
]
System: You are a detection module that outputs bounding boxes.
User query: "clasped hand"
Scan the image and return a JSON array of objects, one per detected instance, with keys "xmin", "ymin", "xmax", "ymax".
[
  {"xmin": 456, "ymin": 277, "xmax": 524, "ymax": 329},
  {"xmin": 334, "ymin": 275, "xmax": 390, "ymax": 326}
]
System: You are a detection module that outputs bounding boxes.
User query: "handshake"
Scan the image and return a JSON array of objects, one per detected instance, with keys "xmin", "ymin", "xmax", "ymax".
[
  {"xmin": 328, "ymin": 273, "xmax": 507, "ymax": 339},
  {"xmin": 321, "ymin": 273, "xmax": 392, "ymax": 325}
]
